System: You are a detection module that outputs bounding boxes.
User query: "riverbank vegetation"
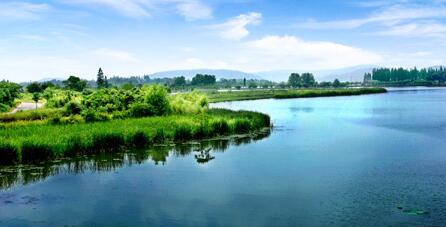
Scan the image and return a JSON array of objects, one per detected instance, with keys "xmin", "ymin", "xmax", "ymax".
[
  {"xmin": 0, "ymin": 109, "xmax": 270, "ymax": 164},
  {"xmin": 0, "ymin": 81, "xmax": 21, "ymax": 112},
  {"xmin": 364, "ymin": 67, "xmax": 446, "ymax": 86},
  {"xmin": 207, "ymin": 88, "xmax": 387, "ymax": 103}
]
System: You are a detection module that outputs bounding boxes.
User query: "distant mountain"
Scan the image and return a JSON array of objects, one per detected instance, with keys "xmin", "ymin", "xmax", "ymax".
[
  {"xmin": 148, "ymin": 69, "xmax": 261, "ymax": 80},
  {"xmin": 256, "ymin": 65, "xmax": 378, "ymax": 82}
]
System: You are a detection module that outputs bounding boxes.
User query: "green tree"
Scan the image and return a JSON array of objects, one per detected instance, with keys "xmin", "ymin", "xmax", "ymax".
[
  {"xmin": 288, "ymin": 73, "xmax": 302, "ymax": 87},
  {"xmin": 96, "ymin": 68, "xmax": 107, "ymax": 88},
  {"xmin": 0, "ymin": 81, "xmax": 22, "ymax": 111},
  {"xmin": 63, "ymin": 76, "xmax": 88, "ymax": 92},
  {"xmin": 301, "ymin": 73, "xmax": 316, "ymax": 88},
  {"xmin": 172, "ymin": 76, "xmax": 186, "ymax": 87},
  {"xmin": 191, "ymin": 74, "xmax": 216, "ymax": 86},
  {"xmin": 333, "ymin": 79, "xmax": 341, "ymax": 87},
  {"xmin": 27, "ymin": 82, "xmax": 43, "ymax": 93},
  {"xmin": 32, "ymin": 93, "xmax": 40, "ymax": 109}
]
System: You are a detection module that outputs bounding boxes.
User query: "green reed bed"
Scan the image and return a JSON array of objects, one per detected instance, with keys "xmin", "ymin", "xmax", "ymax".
[
  {"xmin": 208, "ymin": 87, "xmax": 387, "ymax": 103},
  {"xmin": 0, "ymin": 109, "xmax": 270, "ymax": 164}
]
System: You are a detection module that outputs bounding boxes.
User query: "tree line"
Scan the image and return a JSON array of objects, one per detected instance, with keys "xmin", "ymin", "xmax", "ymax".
[{"xmin": 365, "ymin": 67, "xmax": 446, "ymax": 84}]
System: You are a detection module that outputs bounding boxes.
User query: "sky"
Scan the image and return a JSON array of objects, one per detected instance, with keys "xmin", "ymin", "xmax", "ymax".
[{"xmin": 2, "ymin": 0, "xmax": 446, "ymax": 81}]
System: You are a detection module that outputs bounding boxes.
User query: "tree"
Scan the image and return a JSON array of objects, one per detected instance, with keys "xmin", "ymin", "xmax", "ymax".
[
  {"xmin": 172, "ymin": 76, "xmax": 186, "ymax": 87},
  {"xmin": 301, "ymin": 73, "xmax": 316, "ymax": 88},
  {"xmin": 96, "ymin": 68, "xmax": 107, "ymax": 88},
  {"xmin": 0, "ymin": 81, "xmax": 22, "ymax": 112},
  {"xmin": 191, "ymin": 74, "xmax": 216, "ymax": 86},
  {"xmin": 32, "ymin": 92, "xmax": 40, "ymax": 109},
  {"xmin": 63, "ymin": 76, "xmax": 88, "ymax": 91},
  {"xmin": 288, "ymin": 73, "xmax": 302, "ymax": 87},
  {"xmin": 243, "ymin": 78, "xmax": 246, "ymax": 87},
  {"xmin": 333, "ymin": 79, "xmax": 341, "ymax": 87},
  {"xmin": 27, "ymin": 82, "xmax": 43, "ymax": 93}
]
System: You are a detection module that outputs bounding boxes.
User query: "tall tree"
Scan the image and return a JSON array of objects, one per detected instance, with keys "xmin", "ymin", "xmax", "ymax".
[
  {"xmin": 301, "ymin": 73, "xmax": 316, "ymax": 88},
  {"xmin": 26, "ymin": 82, "xmax": 43, "ymax": 93},
  {"xmin": 288, "ymin": 73, "xmax": 302, "ymax": 87},
  {"xmin": 32, "ymin": 92, "xmax": 40, "ymax": 109},
  {"xmin": 63, "ymin": 76, "xmax": 88, "ymax": 92},
  {"xmin": 172, "ymin": 76, "xmax": 186, "ymax": 87},
  {"xmin": 96, "ymin": 68, "xmax": 107, "ymax": 88},
  {"xmin": 333, "ymin": 79, "xmax": 341, "ymax": 87}
]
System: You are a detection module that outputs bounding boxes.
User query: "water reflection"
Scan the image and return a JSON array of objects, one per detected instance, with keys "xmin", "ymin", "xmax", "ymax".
[{"xmin": 0, "ymin": 129, "xmax": 270, "ymax": 190}]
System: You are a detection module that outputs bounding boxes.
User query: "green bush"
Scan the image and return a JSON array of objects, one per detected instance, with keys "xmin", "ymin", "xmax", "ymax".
[
  {"xmin": 129, "ymin": 103, "xmax": 153, "ymax": 117},
  {"xmin": 64, "ymin": 101, "xmax": 82, "ymax": 115}
]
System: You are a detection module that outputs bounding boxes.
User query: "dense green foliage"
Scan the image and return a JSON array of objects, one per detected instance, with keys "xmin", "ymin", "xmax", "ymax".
[
  {"xmin": 0, "ymin": 81, "xmax": 21, "ymax": 112},
  {"xmin": 172, "ymin": 76, "xmax": 186, "ymax": 87},
  {"xmin": 1, "ymin": 85, "xmax": 210, "ymax": 124},
  {"xmin": 63, "ymin": 76, "xmax": 88, "ymax": 91},
  {"xmin": 287, "ymin": 73, "xmax": 317, "ymax": 88},
  {"xmin": 207, "ymin": 88, "xmax": 387, "ymax": 103},
  {"xmin": 0, "ymin": 109, "xmax": 270, "ymax": 164},
  {"xmin": 365, "ymin": 67, "xmax": 446, "ymax": 85},
  {"xmin": 191, "ymin": 74, "xmax": 216, "ymax": 86}
]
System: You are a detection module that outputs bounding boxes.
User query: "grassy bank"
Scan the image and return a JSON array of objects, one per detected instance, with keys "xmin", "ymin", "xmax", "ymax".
[
  {"xmin": 207, "ymin": 88, "xmax": 387, "ymax": 103},
  {"xmin": 0, "ymin": 109, "xmax": 270, "ymax": 165}
]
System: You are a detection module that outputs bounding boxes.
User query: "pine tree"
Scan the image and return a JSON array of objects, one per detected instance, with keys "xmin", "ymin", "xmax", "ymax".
[{"xmin": 96, "ymin": 68, "xmax": 106, "ymax": 88}]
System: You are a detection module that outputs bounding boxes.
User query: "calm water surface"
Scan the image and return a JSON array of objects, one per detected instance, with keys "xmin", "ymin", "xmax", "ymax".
[{"xmin": 1, "ymin": 88, "xmax": 446, "ymax": 226}]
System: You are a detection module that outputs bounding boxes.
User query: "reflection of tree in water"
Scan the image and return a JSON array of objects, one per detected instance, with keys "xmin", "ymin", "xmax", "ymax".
[{"xmin": 0, "ymin": 128, "xmax": 271, "ymax": 190}]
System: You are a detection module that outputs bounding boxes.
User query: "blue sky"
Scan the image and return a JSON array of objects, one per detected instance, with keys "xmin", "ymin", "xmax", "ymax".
[{"xmin": 2, "ymin": 0, "xmax": 446, "ymax": 81}]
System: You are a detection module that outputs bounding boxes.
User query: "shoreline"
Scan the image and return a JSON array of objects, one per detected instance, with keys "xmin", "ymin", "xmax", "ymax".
[
  {"xmin": 208, "ymin": 87, "xmax": 387, "ymax": 103},
  {"xmin": 0, "ymin": 109, "xmax": 271, "ymax": 165}
]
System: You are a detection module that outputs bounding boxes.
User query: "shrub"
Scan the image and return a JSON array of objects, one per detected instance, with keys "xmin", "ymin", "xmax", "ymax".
[
  {"xmin": 129, "ymin": 103, "xmax": 153, "ymax": 117},
  {"xmin": 64, "ymin": 101, "xmax": 82, "ymax": 115},
  {"xmin": 170, "ymin": 91, "xmax": 209, "ymax": 114},
  {"xmin": 81, "ymin": 109, "xmax": 110, "ymax": 122},
  {"xmin": 60, "ymin": 115, "xmax": 84, "ymax": 124},
  {"xmin": 139, "ymin": 85, "xmax": 171, "ymax": 116}
]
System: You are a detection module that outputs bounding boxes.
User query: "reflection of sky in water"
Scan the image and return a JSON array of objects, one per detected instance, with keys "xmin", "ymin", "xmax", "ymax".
[{"xmin": 2, "ymin": 89, "xmax": 446, "ymax": 226}]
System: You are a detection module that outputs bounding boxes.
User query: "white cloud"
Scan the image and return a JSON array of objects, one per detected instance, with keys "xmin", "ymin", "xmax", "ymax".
[
  {"xmin": 173, "ymin": 0, "xmax": 212, "ymax": 20},
  {"xmin": 62, "ymin": 0, "xmax": 211, "ymax": 20},
  {"xmin": 93, "ymin": 48, "xmax": 138, "ymax": 62},
  {"xmin": 0, "ymin": 2, "xmax": 51, "ymax": 21},
  {"xmin": 297, "ymin": 4, "xmax": 446, "ymax": 29},
  {"xmin": 213, "ymin": 12, "xmax": 261, "ymax": 40},
  {"xmin": 240, "ymin": 35, "xmax": 382, "ymax": 71},
  {"xmin": 373, "ymin": 22, "xmax": 446, "ymax": 38}
]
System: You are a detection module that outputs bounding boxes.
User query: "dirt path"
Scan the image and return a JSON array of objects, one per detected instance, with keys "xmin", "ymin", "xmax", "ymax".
[{"xmin": 10, "ymin": 102, "xmax": 43, "ymax": 113}]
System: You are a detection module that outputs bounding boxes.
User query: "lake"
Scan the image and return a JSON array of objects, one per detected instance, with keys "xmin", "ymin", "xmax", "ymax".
[{"xmin": 1, "ymin": 88, "xmax": 446, "ymax": 226}]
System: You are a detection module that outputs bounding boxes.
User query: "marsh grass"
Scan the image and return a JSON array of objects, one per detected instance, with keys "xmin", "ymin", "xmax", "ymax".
[
  {"xmin": 0, "ymin": 108, "xmax": 63, "ymax": 123},
  {"xmin": 0, "ymin": 109, "xmax": 270, "ymax": 164},
  {"xmin": 207, "ymin": 88, "xmax": 386, "ymax": 103}
]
